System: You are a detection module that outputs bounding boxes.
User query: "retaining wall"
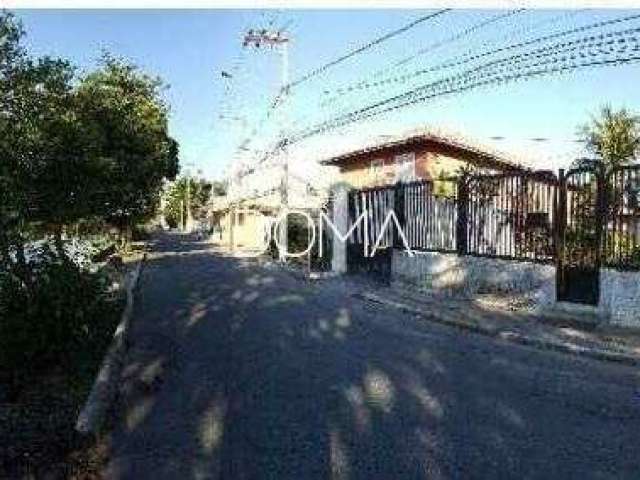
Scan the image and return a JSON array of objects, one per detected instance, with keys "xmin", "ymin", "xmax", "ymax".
[
  {"xmin": 599, "ymin": 269, "xmax": 640, "ymax": 327},
  {"xmin": 391, "ymin": 249, "xmax": 556, "ymax": 307},
  {"xmin": 391, "ymin": 249, "xmax": 640, "ymax": 327}
]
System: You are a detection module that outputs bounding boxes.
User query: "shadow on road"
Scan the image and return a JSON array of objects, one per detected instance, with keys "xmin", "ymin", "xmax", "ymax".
[{"xmin": 104, "ymin": 231, "xmax": 640, "ymax": 480}]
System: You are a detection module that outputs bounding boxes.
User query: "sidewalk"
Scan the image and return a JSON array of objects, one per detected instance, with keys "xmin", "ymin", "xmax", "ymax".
[{"xmin": 351, "ymin": 282, "xmax": 640, "ymax": 366}]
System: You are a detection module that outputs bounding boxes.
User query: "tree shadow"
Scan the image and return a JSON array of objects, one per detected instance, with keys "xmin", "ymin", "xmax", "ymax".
[{"xmin": 103, "ymin": 231, "xmax": 640, "ymax": 479}]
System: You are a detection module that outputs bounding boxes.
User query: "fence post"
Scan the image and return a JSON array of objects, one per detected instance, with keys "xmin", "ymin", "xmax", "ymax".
[
  {"xmin": 331, "ymin": 185, "xmax": 349, "ymax": 274},
  {"xmin": 456, "ymin": 175, "xmax": 469, "ymax": 255},
  {"xmin": 595, "ymin": 162, "xmax": 607, "ymax": 270},
  {"xmin": 394, "ymin": 182, "xmax": 405, "ymax": 248},
  {"xmin": 555, "ymin": 169, "xmax": 566, "ymax": 301}
]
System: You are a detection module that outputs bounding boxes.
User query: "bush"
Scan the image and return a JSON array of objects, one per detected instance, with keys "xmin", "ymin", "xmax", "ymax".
[{"xmin": 0, "ymin": 248, "xmax": 121, "ymax": 396}]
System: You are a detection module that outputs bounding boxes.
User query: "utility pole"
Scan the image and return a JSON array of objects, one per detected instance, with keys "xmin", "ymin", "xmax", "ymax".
[{"xmin": 242, "ymin": 27, "xmax": 290, "ymax": 259}]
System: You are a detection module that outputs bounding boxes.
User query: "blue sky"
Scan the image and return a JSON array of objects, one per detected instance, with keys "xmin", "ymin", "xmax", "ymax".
[{"xmin": 15, "ymin": 9, "xmax": 640, "ymax": 177}]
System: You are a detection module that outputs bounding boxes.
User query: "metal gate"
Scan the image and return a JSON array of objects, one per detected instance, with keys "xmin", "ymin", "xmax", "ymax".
[
  {"xmin": 556, "ymin": 166, "xmax": 604, "ymax": 305},
  {"xmin": 346, "ymin": 186, "xmax": 394, "ymax": 284}
]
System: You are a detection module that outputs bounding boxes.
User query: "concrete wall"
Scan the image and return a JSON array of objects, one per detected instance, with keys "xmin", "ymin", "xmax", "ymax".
[
  {"xmin": 599, "ymin": 269, "xmax": 640, "ymax": 327},
  {"xmin": 391, "ymin": 249, "xmax": 556, "ymax": 309},
  {"xmin": 391, "ymin": 249, "xmax": 640, "ymax": 327},
  {"xmin": 211, "ymin": 209, "xmax": 272, "ymax": 250}
]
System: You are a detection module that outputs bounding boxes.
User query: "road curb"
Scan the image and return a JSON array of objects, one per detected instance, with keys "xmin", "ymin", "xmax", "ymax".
[
  {"xmin": 357, "ymin": 292, "xmax": 640, "ymax": 367},
  {"xmin": 75, "ymin": 253, "xmax": 146, "ymax": 435}
]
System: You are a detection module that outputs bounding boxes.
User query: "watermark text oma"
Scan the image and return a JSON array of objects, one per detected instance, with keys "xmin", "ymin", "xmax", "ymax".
[{"xmin": 232, "ymin": 208, "xmax": 415, "ymax": 259}]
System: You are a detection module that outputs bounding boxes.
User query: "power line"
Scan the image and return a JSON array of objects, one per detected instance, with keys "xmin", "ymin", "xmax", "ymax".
[
  {"xmin": 234, "ymin": 12, "xmax": 640, "ymax": 181},
  {"xmin": 230, "ymin": 10, "xmax": 450, "ymax": 177},
  {"xmin": 393, "ymin": 9, "xmax": 527, "ymax": 69},
  {"xmin": 286, "ymin": 9, "xmax": 450, "ymax": 90},
  {"xmin": 315, "ymin": 10, "xmax": 588, "ymax": 116},
  {"xmin": 291, "ymin": 26, "xmax": 640, "ymax": 142},
  {"xmin": 320, "ymin": 11, "xmax": 640, "ymax": 100},
  {"xmin": 317, "ymin": 9, "xmax": 527, "ymax": 107}
]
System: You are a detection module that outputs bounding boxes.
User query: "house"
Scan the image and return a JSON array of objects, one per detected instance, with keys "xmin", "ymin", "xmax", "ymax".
[
  {"xmin": 211, "ymin": 148, "xmax": 329, "ymax": 251},
  {"xmin": 208, "ymin": 194, "xmax": 274, "ymax": 250},
  {"xmin": 319, "ymin": 127, "xmax": 531, "ymax": 190}
]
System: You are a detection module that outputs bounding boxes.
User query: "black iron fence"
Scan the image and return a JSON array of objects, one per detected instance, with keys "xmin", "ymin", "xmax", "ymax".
[
  {"xmin": 604, "ymin": 165, "xmax": 640, "ymax": 270},
  {"xmin": 345, "ymin": 163, "xmax": 640, "ymax": 272},
  {"xmin": 397, "ymin": 180, "xmax": 458, "ymax": 253},
  {"xmin": 463, "ymin": 171, "xmax": 558, "ymax": 263}
]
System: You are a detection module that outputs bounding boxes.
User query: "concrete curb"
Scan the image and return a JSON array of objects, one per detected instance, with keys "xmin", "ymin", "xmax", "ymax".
[
  {"xmin": 75, "ymin": 254, "xmax": 146, "ymax": 435},
  {"xmin": 357, "ymin": 292, "xmax": 640, "ymax": 367}
]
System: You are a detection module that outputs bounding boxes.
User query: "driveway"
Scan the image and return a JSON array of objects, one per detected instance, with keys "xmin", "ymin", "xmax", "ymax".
[{"xmin": 105, "ymin": 231, "xmax": 640, "ymax": 479}]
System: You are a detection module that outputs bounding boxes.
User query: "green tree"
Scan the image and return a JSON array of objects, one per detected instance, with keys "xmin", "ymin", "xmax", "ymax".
[
  {"xmin": 75, "ymin": 53, "xmax": 179, "ymax": 244},
  {"xmin": 163, "ymin": 177, "xmax": 213, "ymax": 229},
  {"xmin": 0, "ymin": 14, "xmax": 90, "ymax": 266},
  {"xmin": 0, "ymin": 12, "xmax": 31, "ymax": 287},
  {"xmin": 1, "ymin": 10, "xmax": 180, "ymax": 266},
  {"xmin": 577, "ymin": 105, "xmax": 640, "ymax": 170},
  {"xmin": 211, "ymin": 180, "xmax": 228, "ymax": 197}
]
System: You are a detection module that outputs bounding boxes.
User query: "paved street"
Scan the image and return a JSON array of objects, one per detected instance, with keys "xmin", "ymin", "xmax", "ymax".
[{"xmin": 105, "ymin": 231, "xmax": 640, "ymax": 480}]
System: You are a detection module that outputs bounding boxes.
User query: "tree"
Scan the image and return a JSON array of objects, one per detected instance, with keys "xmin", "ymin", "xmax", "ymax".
[
  {"xmin": 0, "ymin": 15, "xmax": 89, "ymax": 264},
  {"xmin": 1, "ymin": 11, "xmax": 181, "ymax": 261},
  {"xmin": 75, "ymin": 53, "xmax": 179, "ymax": 243},
  {"xmin": 577, "ymin": 105, "xmax": 640, "ymax": 170},
  {"xmin": 211, "ymin": 180, "xmax": 228, "ymax": 197},
  {"xmin": 0, "ymin": 12, "xmax": 30, "ymax": 282},
  {"xmin": 163, "ymin": 177, "xmax": 213, "ymax": 229},
  {"xmin": 2, "ymin": 14, "xmax": 117, "ymax": 261}
]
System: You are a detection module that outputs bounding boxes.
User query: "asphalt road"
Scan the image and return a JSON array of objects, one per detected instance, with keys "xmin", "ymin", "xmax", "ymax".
[{"xmin": 105, "ymin": 231, "xmax": 640, "ymax": 480}]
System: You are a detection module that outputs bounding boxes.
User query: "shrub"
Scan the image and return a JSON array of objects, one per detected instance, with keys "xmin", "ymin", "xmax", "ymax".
[{"xmin": 0, "ymin": 248, "xmax": 121, "ymax": 396}]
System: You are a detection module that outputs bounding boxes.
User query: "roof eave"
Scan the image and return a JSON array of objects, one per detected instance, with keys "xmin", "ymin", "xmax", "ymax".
[{"xmin": 320, "ymin": 135, "xmax": 525, "ymax": 171}]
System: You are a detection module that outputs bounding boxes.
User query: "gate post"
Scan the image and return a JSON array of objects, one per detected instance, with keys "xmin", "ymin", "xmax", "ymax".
[
  {"xmin": 555, "ymin": 169, "xmax": 567, "ymax": 301},
  {"xmin": 456, "ymin": 175, "xmax": 469, "ymax": 255},
  {"xmin": 331, "ymin": 184, "xmax": 349, "ymax": 274},
  {"xmin": 394, "ymin": 183, "xmax": 405, "ymax": 248},
  {"xmin": 595, "ymin": 162, "xmax": 607, "ymax": 272}
]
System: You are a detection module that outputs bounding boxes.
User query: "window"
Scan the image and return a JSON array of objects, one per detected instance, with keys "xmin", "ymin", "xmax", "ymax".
[
  {"xmin": 370, "ymin": 159, "xmax": 384, "ymax": 182},
  {"xmin": 394, "ymin": 152, "xmax": 415, "ymax": 183},
  {"xmin": 237, "ymin": 212, "xmax": 245, "ymax": 226}
]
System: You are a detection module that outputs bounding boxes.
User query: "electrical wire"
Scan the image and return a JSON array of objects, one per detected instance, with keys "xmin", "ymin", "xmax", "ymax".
[
  {"xmin": 286, "ymin": 9, "xmax": 451, "ymax": 90},
  {"xmin": 291, "ymin": 26, "xmax": 640, "ymax": 142},
  {"xmin": 321, "ymin": 11, "xmax": 640, "ymax": 100}
]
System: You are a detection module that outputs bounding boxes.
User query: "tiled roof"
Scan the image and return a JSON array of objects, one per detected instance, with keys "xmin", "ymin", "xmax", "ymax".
[{"xmin": 319, "ymin": 126, "xmax": 534, "ymax": 171}]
